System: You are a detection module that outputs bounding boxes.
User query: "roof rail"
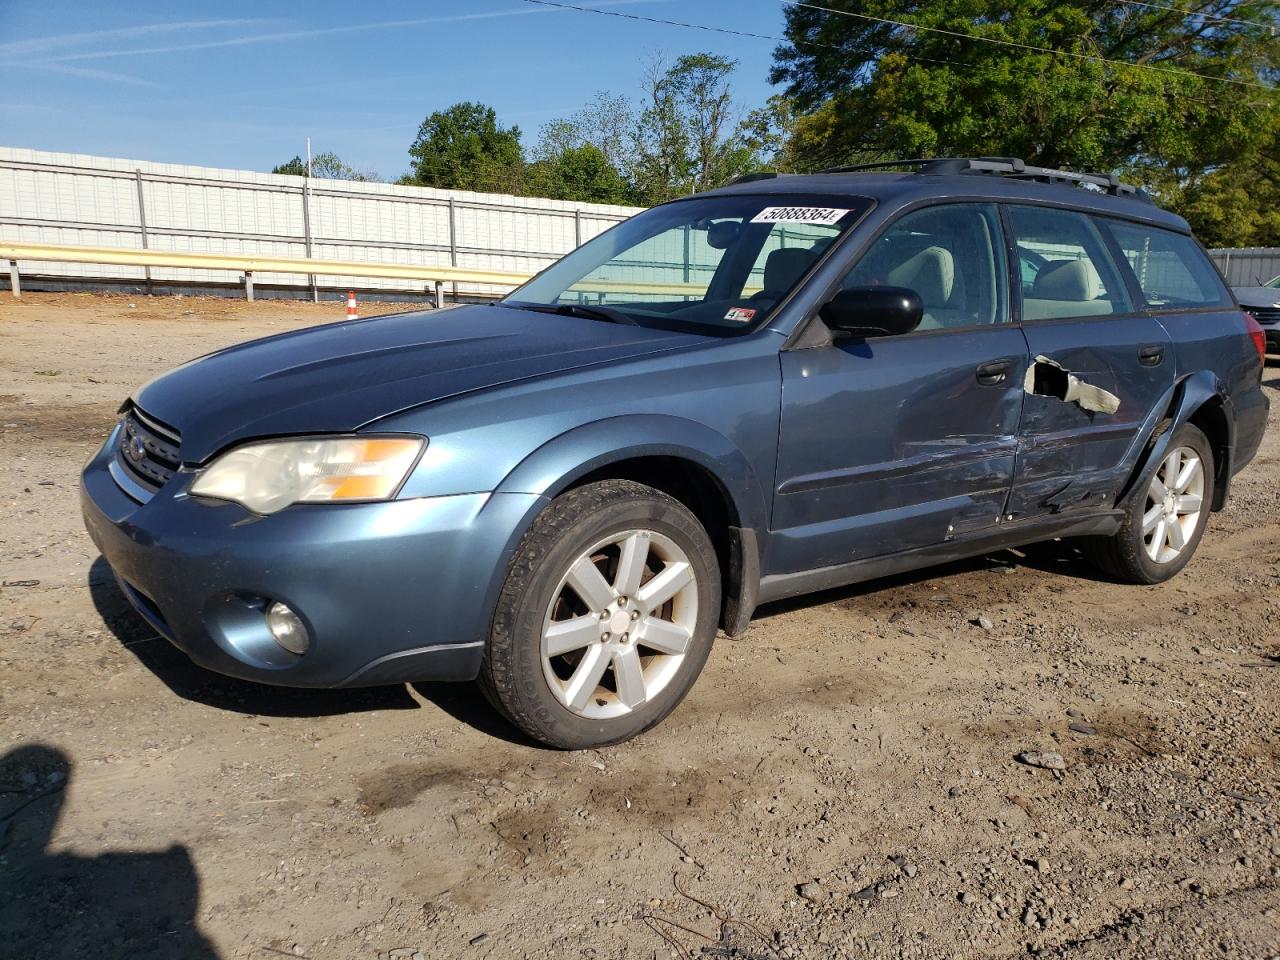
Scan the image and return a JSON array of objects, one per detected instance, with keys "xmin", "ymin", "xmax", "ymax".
[
  {"xmin": 817, "ymin": 156, "xmax": 1149, "ymax": 200},
  {"xmin": 725, "ymin": 171, "xmax": 787, "ymax": 185}
]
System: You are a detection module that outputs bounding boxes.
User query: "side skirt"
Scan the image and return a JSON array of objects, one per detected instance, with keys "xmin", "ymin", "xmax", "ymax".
[{"xmin": 756, "ymin": 510, "xmax": 1123, "ymax": 605}]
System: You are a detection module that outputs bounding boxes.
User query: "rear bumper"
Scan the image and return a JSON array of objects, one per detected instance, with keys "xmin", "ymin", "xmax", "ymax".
[
  {"xmin": 1231, "ymin": 384, "xmax": 1269, "ymax": 476},
  {"xmin": 81, "ymin": 436, "xmax": 544, "ymax": 688}
]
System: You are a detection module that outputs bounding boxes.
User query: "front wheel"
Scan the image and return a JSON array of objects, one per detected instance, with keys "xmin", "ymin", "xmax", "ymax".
[
  {"xmin": 480, "ymin": 480, "xmax": 720, "ymax": 749},
  {"xmin": 1082, "ymin": 423, "xmax": 1214, "ymax": 584}
]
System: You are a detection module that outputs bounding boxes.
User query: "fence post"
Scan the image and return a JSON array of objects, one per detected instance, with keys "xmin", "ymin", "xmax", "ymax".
[
  {"xmin": 574, "ymin": 209, "xmax": 582, "ymax": 247},
  {"xmin": 434, "ymin": 279, "xmax": 445, "ymax": 310},
  {"xmin": 244, "ymin": 271, "xmax": 254, "ymax": 302},
  {"xmin": 134, "ymin": 170, "xmax": 153, "ymax": 296},
  {"xmin": 302, "ymin": 179, "xmax": 317, "ymax": 302},
  {"xmin": 447, "ymin": 197, "xmax": 459, "ymax": 301},
  {"xmin": 7, "ymin": 259, "xmax": 19, "ymax": 297}
]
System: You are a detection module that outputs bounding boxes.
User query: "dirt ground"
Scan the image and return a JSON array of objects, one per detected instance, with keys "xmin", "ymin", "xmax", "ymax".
[{"xmin": 1, "ymin": 292, "xmax": 1278, "ymax": 960}]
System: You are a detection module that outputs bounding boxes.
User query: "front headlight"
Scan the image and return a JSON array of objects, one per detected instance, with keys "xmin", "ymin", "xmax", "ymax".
[{"xmin": 189, "ymin": 436, "xmax": 425, "ymax": 515}]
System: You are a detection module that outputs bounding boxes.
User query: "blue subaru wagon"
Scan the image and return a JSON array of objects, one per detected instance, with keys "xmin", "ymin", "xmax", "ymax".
[{"xmin": 82, "ymin": 158, "xmax": 1269, "ymax": 748}]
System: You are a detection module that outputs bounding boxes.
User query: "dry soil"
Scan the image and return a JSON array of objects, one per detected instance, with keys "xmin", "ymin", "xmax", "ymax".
[{"xmin": 1, "ymin": 292, "xmax": 1278, "ymax": 960}]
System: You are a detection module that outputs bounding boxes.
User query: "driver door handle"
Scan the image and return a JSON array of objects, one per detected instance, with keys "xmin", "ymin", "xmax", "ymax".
[
  {"xmin": 1138, "ymin": 344, "xmax": 1164, "ymax": 366},
  {"xmin": 976, "ymin": 358, "xmax": 1014, "ymax": 386}
]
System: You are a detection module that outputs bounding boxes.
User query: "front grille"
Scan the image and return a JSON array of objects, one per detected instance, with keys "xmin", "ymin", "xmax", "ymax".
[
  {"xmin": 1249, "ymin": 306, "xmax": 1280, "ymax": 326},
  {"xmin": 112, "ymin": 406, "xmax": 181, "ymax": 501}
]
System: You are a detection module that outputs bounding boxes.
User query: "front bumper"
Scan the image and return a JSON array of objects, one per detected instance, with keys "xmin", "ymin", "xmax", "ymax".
[{"xmin": 81, "ymin": 437, "xmax": 545, "ymax": 688}]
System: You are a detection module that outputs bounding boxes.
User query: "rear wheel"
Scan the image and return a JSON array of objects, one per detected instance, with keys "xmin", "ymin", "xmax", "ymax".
[
  {"xmin": 480, "ymin": 480, "xmax": 720, "ymax": 749},
  {"xmin": 1082, "ymin": 423, "xmax": 1214, "ymax": 584}
]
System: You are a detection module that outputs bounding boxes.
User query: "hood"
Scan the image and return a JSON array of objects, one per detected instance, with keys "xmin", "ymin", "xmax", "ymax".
[
  {"xmin": 133, "ymin": 304, "xmax": 705, "ymax": 461},
  {"xmin": 1233, "ymin": 286, "xmax": 1280, "ymax": 308}
]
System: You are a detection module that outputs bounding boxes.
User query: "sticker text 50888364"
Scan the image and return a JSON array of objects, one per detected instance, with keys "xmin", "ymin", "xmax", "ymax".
[{"xmin": 751, "ymin": 207, "xmax": 850, "ymax": 226}]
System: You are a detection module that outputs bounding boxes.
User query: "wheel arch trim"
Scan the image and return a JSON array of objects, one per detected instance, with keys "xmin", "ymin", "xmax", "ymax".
[{"xmin": 1116, "ymin": 370, "xmax": 1234, "ymax": 512}]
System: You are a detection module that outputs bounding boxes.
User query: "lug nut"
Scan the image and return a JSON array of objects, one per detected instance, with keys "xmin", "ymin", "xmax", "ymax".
[
  {"xmin": 599, "ymin": 611, "xmax": 609, "ymax": 620},
  {"xmin": 621, "ymin": 632, "xmax": 629, "ymax": 642},
  {"xmin": 631, "ymin": 610, "xmax": 640, "ymax": 620},
  {"xmin": 617, "ymin": 596, "xmax": 628, "ymax": 606},
  {"xmin": 602, "ymin": 632, "xmax": 611, "ymax": 641}
]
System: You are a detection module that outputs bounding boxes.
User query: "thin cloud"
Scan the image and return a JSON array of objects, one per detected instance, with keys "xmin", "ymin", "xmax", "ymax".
[
  {"xmin": 0, "ymin": 19, "xmax": 271, "ymax": 61},
  {"xmin": 21, "ymin": 62, "xmax": 165, "ymax": 88},
  {"xmin": 23, "ymin": 1, "xmax": 673, "ymax": 64}
]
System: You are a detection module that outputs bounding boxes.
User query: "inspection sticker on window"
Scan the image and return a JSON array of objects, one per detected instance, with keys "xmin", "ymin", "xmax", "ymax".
[
  {"xmin": 751, "ymin": 206, "xmax": 850, "ymax": 226},
  {"xmin": 724, "ymin": 307, "xmax": 756, "ymax": 322}
]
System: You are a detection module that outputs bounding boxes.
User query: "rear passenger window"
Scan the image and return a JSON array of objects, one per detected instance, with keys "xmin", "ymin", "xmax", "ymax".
[
  {"xmin": 1098, "ymin": 220, "xmax": 1232, "ymax": 309},
  {"xmin": 839, "ymin": 203, "xmax": 1008, "ymax": 330},
  {"xmin": 1007, "ymin": 206, "xmax": 1133, "ymax": 321}
]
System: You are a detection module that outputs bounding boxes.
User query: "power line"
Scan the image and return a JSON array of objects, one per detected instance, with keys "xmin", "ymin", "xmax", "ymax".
[
  {"xmin": 521, "ymin": 0, "xmax": 799, "ymax": 45},
  {"xmin": 780, "ymin": 0, "xmax": 1274, "ymax": 90},
  {"xmin": 1111, "ymin": 0, "xmax": 1279, "ymax": 31}
]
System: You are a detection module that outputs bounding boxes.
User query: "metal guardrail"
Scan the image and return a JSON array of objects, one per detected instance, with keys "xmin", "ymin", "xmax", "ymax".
[
  {"xmin": 0, "ymin": 241, "xmax": 733, "ymax": 302},
  {"xmin": 1, "ymin": 241, "xmax": 534, "ymax": 303}
]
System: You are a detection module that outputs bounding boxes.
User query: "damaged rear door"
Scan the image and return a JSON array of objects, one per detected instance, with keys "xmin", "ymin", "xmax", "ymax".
[{"xmin": 1005, "ymin": 205, "xmax": 1174, "ymax": 518}]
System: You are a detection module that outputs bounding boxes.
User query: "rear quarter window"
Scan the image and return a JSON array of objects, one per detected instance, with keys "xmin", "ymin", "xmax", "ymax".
[{"xmin": 1097, "ymin": 219, "xmax": 1233, "ymax": 310}]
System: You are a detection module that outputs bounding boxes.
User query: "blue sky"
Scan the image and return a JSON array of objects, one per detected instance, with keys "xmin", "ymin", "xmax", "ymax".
[{"xmin": 0, "ymin": 1, "xmax": 790, "ymax": 178}]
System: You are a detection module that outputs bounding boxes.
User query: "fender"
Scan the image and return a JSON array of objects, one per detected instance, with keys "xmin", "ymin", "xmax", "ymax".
[
  {"xmin": 494, "ymin": 414, "xmax": 769, "ymax": 534},
  {"xmin": 1114, "ymin": 370, "xmax": 1234, "ymax": 511},
  {"xmin": 492, "ymin": 415, "xmax": 770, "ymax": 633}
]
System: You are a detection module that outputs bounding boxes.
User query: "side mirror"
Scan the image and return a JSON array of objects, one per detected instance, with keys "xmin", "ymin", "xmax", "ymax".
[{"xmin": 820, "ymin": 286, "xmax": 923, "ymax": 339}]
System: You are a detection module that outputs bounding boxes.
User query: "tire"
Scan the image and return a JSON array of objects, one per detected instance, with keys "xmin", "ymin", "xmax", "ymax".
[
  {"xmin": 1082, "ymin": 423, "xmax": 1214, "ymax": 584},
  {"xmin": 479, "ymin": 480, "xmax": 721, "ymax": 749}
]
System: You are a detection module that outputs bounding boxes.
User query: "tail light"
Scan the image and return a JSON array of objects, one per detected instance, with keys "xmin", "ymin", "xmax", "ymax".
[{"xmin": 1244, "ymin": 311, "xmax": 1266, "ymax": 365}]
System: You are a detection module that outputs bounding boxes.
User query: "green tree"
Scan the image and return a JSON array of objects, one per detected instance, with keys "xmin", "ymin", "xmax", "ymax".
[
  {"xmin": 533, "ymin": 92, "xmax": 635, "ymax": 173},
  {"xmin": 1175, "ymin": 117, "xmax": 1280, "ymax": 247},
  {"xmin": 770, "ymin": 0, "xmax": 1279, "ymax": 241},
  {"xmin": 406, "ymin": 101, "xmax": 524, "ymax": 193},
  {"xmin": 271, "ymin": 152, "xmax": 377, "ymax": 181},
  {"xmin": 525, "ymin": 144, "xmax": 632, "ymax": 204},
  {"xmin": 632, "ymin": 54, "xmax": 762, "ymax": 204}
]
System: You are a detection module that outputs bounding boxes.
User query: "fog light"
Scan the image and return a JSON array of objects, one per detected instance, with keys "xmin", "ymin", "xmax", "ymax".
[{"xmin": 265, "ymin": 602, "xmax": 309, "ymax": 655}]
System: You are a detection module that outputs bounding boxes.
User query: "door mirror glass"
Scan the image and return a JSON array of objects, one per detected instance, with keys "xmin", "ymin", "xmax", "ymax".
[{"xmin": 820, "ymin": 286, "xmax": 923, "ymax": 339}]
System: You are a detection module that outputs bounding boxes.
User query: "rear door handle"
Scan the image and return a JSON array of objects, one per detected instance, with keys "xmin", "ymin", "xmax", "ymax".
[
  {"xmin": 976, "ymin": 358, "xmax": 1014, "ymax": 385},
  {"xmin": 1138, "ymin": 344, "xmax": 1164, "ymax": 366}
]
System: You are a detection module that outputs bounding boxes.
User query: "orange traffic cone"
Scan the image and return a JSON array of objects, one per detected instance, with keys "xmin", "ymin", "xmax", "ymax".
[{"xmin": 346, "ymin": 290, "xmax": 358, "ymax": 320}]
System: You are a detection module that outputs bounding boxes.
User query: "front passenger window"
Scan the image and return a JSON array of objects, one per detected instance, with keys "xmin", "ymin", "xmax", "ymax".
[{"xmin": 839, "ymin": 203, "xmax": 1008, "ymax": 330}]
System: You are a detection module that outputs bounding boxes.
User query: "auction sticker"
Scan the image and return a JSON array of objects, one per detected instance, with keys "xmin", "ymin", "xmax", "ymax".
[
  {"xmin": 724, "ymin": 307, "xmax": 756, "ymax": 322},
  {"xmin": 751, "ymin": 206, "xmax": 850, "ymax": 225}
]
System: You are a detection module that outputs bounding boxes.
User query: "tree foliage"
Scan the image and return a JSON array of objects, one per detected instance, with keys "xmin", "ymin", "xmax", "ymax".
[
  {"xmin": 632, "ymin": 54, "xmax": 760, "ymax": 204},
  {"xmin": 405, "ymin": 101, "xmax": 524, "ymax": 194},
  {"xmin": 272, "ymin": 152, "xmax": 378, "ymax": 181},
  {"xmin": 770, "ymin": 0, "xmax": 1280, "ymax": 244}
]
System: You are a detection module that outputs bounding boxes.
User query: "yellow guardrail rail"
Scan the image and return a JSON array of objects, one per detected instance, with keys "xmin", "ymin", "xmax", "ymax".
[
  {"xmin": 1, "ymin": 240, "xmax": 760, "ymax": 302},
  {"xmin": 0, "ymin": 241, "xmax": 532, "ymax": 300}
]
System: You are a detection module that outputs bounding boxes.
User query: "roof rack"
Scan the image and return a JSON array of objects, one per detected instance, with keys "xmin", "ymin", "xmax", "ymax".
[{"xmin": 817, "ymin": 156, "xmax": 1149, "ymax": 200}]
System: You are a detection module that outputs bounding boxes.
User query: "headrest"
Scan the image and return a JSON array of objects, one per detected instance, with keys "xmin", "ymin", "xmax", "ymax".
[
  {"xmin": 886, "ymin": 246, "xmax": 954, "ymax": 305},
  {"xmin": 764, "ymin": 247, "xmax": 819, "ymax": 293},
  {"xmin": 1031, "ymin": 259, "xmax": 1102, "ymax": 301}
]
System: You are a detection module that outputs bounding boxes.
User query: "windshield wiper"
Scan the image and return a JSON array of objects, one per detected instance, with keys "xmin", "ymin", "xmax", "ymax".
[{"xmin": 502, "ymin": 300, "xmax": 639, "ymax": 326}]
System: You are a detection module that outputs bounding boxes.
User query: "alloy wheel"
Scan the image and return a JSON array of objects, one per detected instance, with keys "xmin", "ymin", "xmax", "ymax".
[
  {"xmin": 540, "ymin": 529, "xmax": 698, "ymax": 720},
  {"xmin": 1142, "ymin": 445, "xmax": 1205, "ymax": 563}
]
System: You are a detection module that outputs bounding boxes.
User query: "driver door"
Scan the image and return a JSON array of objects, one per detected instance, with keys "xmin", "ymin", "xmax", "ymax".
[{"xmin": 770, "ymin": 202, "xmax": 1028, "ymax": 576}]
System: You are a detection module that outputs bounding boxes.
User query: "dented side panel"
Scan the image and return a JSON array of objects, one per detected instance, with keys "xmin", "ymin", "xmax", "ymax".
[{"xmin": 1009, "ymin": 316, "xmax": 1175, "ymax": 519}]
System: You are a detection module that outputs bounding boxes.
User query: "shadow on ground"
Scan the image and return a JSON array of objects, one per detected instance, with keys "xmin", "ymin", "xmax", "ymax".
[
  {"xmin": 87, "ymin": 557, "xmax": 539, "ymax": 744},
  {"xmin": 0, "ymin": 744, "xmax": 219, "ymax": 960}
]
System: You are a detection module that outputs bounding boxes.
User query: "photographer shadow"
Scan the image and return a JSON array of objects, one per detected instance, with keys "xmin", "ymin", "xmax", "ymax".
[{"xmin": 0, "ymin": 744, "xmax": 219, "ymax": 960}]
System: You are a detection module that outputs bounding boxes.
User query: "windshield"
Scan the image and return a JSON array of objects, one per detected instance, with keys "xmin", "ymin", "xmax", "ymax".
[
  {"xmin": 1266, "ymin": 275, "xmax": 1280, "ymax": 289},
  {"xmin": 505, "ymin": 193, "xmax": 873, "ymax": 335}
]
